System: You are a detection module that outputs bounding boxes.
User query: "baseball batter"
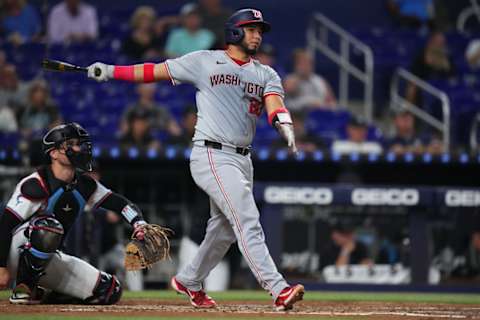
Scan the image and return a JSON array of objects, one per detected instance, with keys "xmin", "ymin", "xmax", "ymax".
[
  {"xmin": 87, "ymin": 8, "xmax": 304, "ymax": 311},
  {"xmin": 0, "ymin": 123, "xmax": 152, "ymax": 304}
]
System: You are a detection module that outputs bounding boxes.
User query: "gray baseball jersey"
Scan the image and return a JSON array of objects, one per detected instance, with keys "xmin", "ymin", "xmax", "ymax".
[
  {"xmin": 165, "ymin": 50, "xmax": 284, "ymax": 147},
  {"xmin": 167, "ymin": 50, "xmax": 290, "ymax": 300}
]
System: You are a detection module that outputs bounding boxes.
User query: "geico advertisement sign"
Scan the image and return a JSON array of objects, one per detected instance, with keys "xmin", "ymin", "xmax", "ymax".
[
  {"xmin": 445, "ymin": 190, "xmax": 480, "ymax": 207},
  {"xmin": 264, "ymin": 187, "xmax": 333, "ymax": 205},
  {"xmin": 351, "ymin": 188, "xmax": 419, "ymax": 206}
]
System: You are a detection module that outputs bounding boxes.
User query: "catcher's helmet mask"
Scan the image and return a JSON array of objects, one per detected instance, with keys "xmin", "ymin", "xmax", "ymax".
[
  {"xmin": 225, "ymin": 8, "xmax": 270, "ymax": 45},
  {"xmin": 42, "ymin": 122, "xmax": 93, "ymax": 172}
]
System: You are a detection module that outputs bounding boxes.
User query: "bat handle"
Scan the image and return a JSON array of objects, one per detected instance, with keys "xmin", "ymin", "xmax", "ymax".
[{"xmin": 94, "ymin": 68, "xmax": 102, "ymax": 77}]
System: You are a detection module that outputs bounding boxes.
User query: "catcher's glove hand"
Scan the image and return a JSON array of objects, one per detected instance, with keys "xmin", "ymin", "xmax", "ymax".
[{"xmin": 124, "ymin": 223, "xmax": 173, "ymax": 271}]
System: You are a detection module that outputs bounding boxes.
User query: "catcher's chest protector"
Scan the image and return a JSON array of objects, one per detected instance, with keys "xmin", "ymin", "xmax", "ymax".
[{"xmin": 34, "ymin": 167, "xmax": 97, "ymax": 236}]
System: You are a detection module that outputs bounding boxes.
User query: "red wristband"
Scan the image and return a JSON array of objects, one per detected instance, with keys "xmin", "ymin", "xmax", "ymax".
[
  {"xmin": 268, "ymin": 107, "xmax": 289, "ymax": 126},
  {"xmin": 143, "ymin": 63, "xmax": 155, "ymax": 83}
]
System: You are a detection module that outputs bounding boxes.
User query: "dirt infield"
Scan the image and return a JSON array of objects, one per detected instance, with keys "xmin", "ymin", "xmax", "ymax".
[{"xmin": 2, "ymin": 299, "xmax": 480, "ymax": 319}]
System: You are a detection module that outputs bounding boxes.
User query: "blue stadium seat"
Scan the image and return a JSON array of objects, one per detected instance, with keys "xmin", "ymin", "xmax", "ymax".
[
  {"xmin": 0, "ymin": 133, "xmax": 20, "ymax": 149},
  {"xmin": 305, "ymin": 109, "xmax": 351, "ymax": 140}
]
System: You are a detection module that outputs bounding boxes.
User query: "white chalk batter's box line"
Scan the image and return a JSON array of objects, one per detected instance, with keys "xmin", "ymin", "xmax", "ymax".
[{"xmin": 59, "ymin": 304, "xmax": 480, "ymax": 319}]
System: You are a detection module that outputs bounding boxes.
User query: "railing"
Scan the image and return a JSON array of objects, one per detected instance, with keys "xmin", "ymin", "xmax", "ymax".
[
  {"xmin": 390, "ymin": 68, "xmax": 451, "ymax": 151},
  {"xmin": 470, "ymin": 112, "xmax": 480, "ymax": 152},
  {"xmin": 307, "ymin": 13, "xmax": 374, "ymax": 121},
  {"xmin": 457, "ymin": 0, "xmax": 480, "ymax": 33}
]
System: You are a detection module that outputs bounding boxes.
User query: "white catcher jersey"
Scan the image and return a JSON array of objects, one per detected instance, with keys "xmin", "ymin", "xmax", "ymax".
[
  {"xmin": 165, "ymin": 50, "xmax": 284, "ymax": 147},
  {"xmin": 5, "ymin": 171, "xmax": 112, "ymax": 222}
]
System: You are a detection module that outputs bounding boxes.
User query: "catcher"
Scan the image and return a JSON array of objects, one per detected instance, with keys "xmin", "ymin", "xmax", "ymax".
[{"xmin": 0, "ymin": 122, "xmax": 171, "ymax": 304}]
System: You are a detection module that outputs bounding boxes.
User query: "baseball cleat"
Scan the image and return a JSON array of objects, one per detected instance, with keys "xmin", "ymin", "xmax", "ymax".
[
  {"xmin": 274, "ymin": 284, "xmax": 305, "ymax": 311},
  {"xmin": 9, "ymin": 284, "xmax": 43, "ymax": 305},
  {"xmin": 171, "ymin": 277, "xmax": 217, "ymax": 308}
]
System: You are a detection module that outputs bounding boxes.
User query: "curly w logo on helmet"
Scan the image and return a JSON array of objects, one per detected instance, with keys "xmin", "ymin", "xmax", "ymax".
[{"xmin": 252, "ymin": 10, "xmax": 262, "ymax": 19}]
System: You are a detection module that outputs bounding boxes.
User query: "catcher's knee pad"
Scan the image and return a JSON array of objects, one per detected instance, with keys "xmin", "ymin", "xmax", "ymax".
[
  {"xmin": 86, "ymin": 272, "xmax": 122, "ymax": 305},
  {"xmin": 26, "ymin": 215, "xmax": 64, "ymax": 253},
  {"xmin": 15, "ymin": 216, "xmax": 64, "ymax": 292}
]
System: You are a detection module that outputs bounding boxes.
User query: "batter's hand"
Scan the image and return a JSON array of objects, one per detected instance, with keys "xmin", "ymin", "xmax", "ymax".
[
  {"xmin": 275, "ymin": 122, "xmax": 297, "ymax": 154},
  {"xmin": 0, "ymin": 267, "xmax": 10, "ymax": 289},
  {"xmin": 87, "ymin": 62, "xmax": 113, "ymax": 82}
]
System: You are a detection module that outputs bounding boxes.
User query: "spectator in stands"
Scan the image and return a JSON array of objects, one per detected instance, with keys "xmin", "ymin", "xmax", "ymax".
[
  {"xmin": 444, "ymin": 222, "xmax": 480, "ymax": 281},
  {"xmin": 152, "ymin": 15, "xmax": 179, "ymax": 55},
  {"xmin": 320, "ymin": 222, "xmax": 372, "ymax": 269},
  {"xmin": 255, "ymin": 44, "xmax": 275, "ymax": 66},
  {"xmin": 47, "ymin": 0, "xmax": 98, "ymax": 44},
  {"xmin": 167, "ymin": 105, "xmax": 197, "ymax": 148},
  {"xmin": 273, "ymin": 111, "xmax": 324, "ymax": 152},
  {"xmin": 0, "ymin": 51, "xmax": 6, "ymax": 70},
  {"xmin": 465, "ymin": 39, "xmax": 480, "ymax": 69},
  {"xmin": 284, "ymin": 48, "xmax": 337, "ymax": 112},
  {"xmin": 386, "ymin": 0, "xmax": 434, "ymax": 29},
  {"xmin": 18, "ymin": 80, "xmax": 62, "ymax": 138},
  {"xmin": 122, "ymin": 6, "xmax": 166, "ymax": 60},
  {"xmin": 0, "ymin": 105, "xmax": 18, "ymax": 133},
  {"xmin": 0, "ymin": 64, "xmax": 29, "ymax": 109},
  {"xmin": 425, "ymin": 133, "xmax": 444, "ymax": 155},
  {"xmin": 464, "ymin": 228, "xmax": 480, "ymax": 278},
  {"xmin": 1, "ymin": 0, "xmax": 41, "ymax": 46},
  {"xmin": 332, "ymin": 116, "xmax": 383, "ymax": 155},
  {"xmin": 376, "ymin": 232, "xmax": 402, "ymax": 265},
  {"xmin": 197, "ymin": 0, "xmax": 232, "ymax": 49},
  {"xmin": 386, "ymin": 109, "xmax": 426, "ymax": 154},
  {"xmin": 255, "ymin": 44, "xmax": 286, "ymax": 78},
  {"xmin": 407, "ymin": 31, "xmax": 455, "ymax": 105},
  {"xmin": 119, "ymin": 108, "xmax": 160, "ymax": 152},
  {"xmin": 0, "ymin": 51, "xmax": 6, "ymax": 68},
  {"xmin": 165, "ymin": 3, "xmax": 215, "ymax": 58},
  {"xmin": 0, "ymin": 63, "xmax": 17, "ymax": 133},
  {"xmin": 120, "ymin": 83, "xmax": 181, "ymax": 137}
]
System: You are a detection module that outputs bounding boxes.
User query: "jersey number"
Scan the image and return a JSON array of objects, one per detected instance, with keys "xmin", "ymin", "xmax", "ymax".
[{"xmin": 248, "ymin": 99, "xmax": 263, "ymax": 117}]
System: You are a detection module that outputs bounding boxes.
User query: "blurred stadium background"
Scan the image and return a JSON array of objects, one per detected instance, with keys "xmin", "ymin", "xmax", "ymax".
[{"xmin": 1, "ymin": 0, "xmax": 480, "ymax": 296}]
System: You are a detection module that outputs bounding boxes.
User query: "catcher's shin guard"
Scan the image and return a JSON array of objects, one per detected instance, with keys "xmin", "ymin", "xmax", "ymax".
[
  {"xmin": 85, "ymin": 272, "xmax": 122, "ymax": 305},
  {"xmin": 10, "ymin": 248, "xmax": 51, "ymax": 305},
  {"xmin": 10, "ymin": 216, "xmax": 64, "ymax": 304}
]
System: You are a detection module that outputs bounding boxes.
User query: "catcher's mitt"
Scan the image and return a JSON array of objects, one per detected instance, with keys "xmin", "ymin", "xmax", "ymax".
[{"xmin": 124, "ymin": 224, "xmax": 173, "ymax": 271}]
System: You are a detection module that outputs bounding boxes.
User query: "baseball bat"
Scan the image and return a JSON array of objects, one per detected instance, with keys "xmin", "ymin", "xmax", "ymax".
[{"xmin": 41, "ymin": 59, "xmax": 101, "ymax": 76}]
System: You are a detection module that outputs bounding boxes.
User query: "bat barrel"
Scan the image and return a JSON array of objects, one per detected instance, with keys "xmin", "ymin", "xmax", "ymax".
[
  {"xmin": 42, "ymin": 59, "xmax": 102, "ymax": 77},
  {"xmin": 42, "ymin": 59, "xmax": 87, "ymax": 73}
]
